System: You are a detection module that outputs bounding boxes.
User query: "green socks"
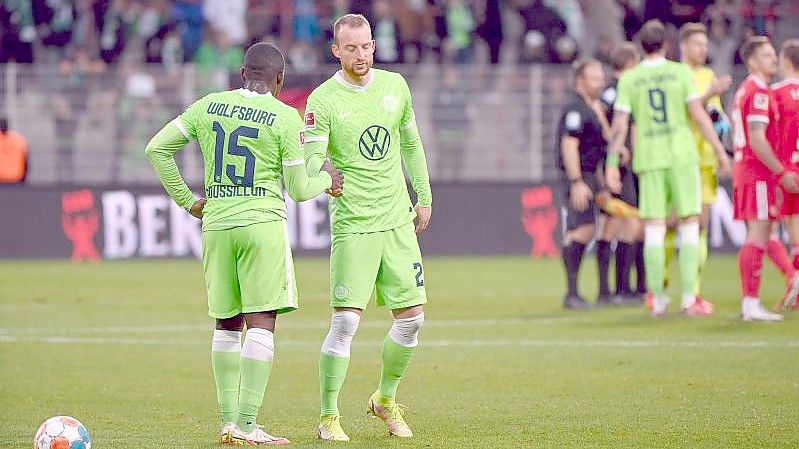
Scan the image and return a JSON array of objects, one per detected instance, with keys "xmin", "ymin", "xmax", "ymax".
[
  {"xmin": 320, "ymin": 353, "xmax": 350, "ymax": 416},
  {"xmin": 695, "ymin": 228, "xmax": 709, "ymax": 295},
  {"xmin": 211, "ymin": 330, "xmax": 242, "ymax": 424},
  {"xmin": 378, "ymin": 335, "xmax": 417, "ymax": 398},
  {"xmin": 237, "ymin": 328, "xmax": 275, "ymax": 433},
  {"xmin": 663, "ymin": 227, "xmax": 677, "ymax": 288}
]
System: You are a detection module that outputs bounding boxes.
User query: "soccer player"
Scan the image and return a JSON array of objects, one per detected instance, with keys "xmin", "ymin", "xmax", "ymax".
[
  {"xmin": 557, "ymin": 58, "xmax": 612, "ymax": 309},
  {"xmin": 732, "ymin": 36, "xmax": 799, "ymax": 320},
  {"xmin": 605, "ymin": 20, "xmax": 731, "ymax": 318},
  {"xmin": 678, "ymin": 22, "xmax": 733, "ymax": 315},
  {"xmin": 767, "ymin": 39, "xmax": 799, "ymax": 310},
  {"xmin": 145, "ymin": 43, "xmax": 343, "ymax": 445},
  {"xmin": 598, "ymin": 42, "xmax": 645, "ymax": 304},
  {"xmin": 303, "ymin": 14, "xmax": 432, "ymax": 441}
]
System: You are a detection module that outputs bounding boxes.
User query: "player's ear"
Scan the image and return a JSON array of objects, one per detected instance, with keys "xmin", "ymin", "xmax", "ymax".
[
  {"xmin": 240, "ymin": 67, "xmax": 246, "ymax": 84},
  {"xmin": 331, "ymin": 44, "xmax": 340, "ymax": 59},
  {"xmin": 275, "ymin": 71, "xmax": 284, "ymax": 94}
]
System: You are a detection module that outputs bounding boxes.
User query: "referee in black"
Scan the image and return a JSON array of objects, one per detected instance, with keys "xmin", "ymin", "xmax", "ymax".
[{"xmin": 558, "ymin": 58, "xmax": 610, "ymax": 309}]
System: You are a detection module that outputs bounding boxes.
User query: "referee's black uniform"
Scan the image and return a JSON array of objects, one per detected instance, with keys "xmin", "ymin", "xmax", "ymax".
[
  {"xmin": 557, "ymin": 92, "xmax": 606, "ymax": 231},
  {"xmin": 557, "ymin": 91, "xmax": 606, "ymax": 308}
]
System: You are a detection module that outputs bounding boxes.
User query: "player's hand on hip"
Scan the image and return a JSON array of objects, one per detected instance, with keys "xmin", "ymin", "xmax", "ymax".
[
  {"xmin": 189, "ymin": 198, "xmax": 206, "ymax": 219},
  {"xmin": 605, "ymin": 166, "xmax": 622, "ymax": 195},
  {"xmin": 322, "ymin": 158, "xmax": 344, "ymax": 197},
  {"xmin": 780, "ymin": 171, "xmax": 799, "ymax": 194},
  {"xmin": 414, "ymin": 205, "xmax": 431, "ymax": 235},
  {"xmin": 570, "ymin": 180, "xmax": 592, "ymax": 212}
]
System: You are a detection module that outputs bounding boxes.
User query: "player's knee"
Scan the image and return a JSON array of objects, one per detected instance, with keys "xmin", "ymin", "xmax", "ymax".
[
  {"xmin": 321, "ymin": 311, "xmax": 361, "ymax": 357},
  {"xmin": 644, "ymin": 223, "xmax": 667, "ymax": 247},
  {"xmin": 388, "ymin": 313, "xmax": 424, "ymax": 347},
  {"xmin": 679, "ymin": 221, "xmax": 700, "ymax": 246}
]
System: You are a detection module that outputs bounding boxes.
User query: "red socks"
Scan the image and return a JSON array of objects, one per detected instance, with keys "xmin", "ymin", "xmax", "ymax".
[
  {"xmin": 739, "ymin": 243, "xmax": 765, "ymax": 298},
  {"xmin": 767, "ymin": 238, "xmax": 796, "ymax": 278}
]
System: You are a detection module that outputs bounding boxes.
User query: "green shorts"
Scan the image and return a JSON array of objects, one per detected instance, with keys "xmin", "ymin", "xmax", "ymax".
[
  {"xmin": 638, "ymin": 165, "xmax": 702, "ymax": 219},
  {"xmin": 330, "ymin": 222, "xmax": 428, "ymax": 310},
  {"xmin": 202, "ymin": 220, "xmax": 298, "ymax": 319}
]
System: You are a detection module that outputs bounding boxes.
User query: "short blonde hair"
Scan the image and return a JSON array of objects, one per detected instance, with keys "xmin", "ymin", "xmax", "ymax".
[{"xmin": 333, "ymin": 14, "xmax": 370, "ymax": 43}]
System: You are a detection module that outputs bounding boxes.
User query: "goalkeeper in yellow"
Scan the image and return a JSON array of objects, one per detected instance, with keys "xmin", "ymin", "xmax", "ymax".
[{"xmin": 656, "ymin": 23, "xmax": 733, "ymax": 314}]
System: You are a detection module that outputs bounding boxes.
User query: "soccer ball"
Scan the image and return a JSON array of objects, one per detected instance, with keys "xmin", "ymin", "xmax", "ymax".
[{"xmin": 33, "ymin": 416, "xmax": 91, "ymax": 449}]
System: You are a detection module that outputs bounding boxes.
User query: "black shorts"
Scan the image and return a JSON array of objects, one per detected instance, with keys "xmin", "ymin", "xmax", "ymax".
[
  {"xmin": 600, "ymin": 166, "xmax": 639, "ymax": 216},
  {"xmin": 562, "ymin": 172, "xmax": 599, "ymax": 231}
]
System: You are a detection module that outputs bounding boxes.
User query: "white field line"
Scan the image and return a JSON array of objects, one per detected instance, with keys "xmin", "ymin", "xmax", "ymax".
[
  {"xmin": 0, "ymin": 317, "xmax": 589, "ymax": 335},
  {"xmin": 0, "ymin": 335, "xmax": 797, "ymax": 348}
]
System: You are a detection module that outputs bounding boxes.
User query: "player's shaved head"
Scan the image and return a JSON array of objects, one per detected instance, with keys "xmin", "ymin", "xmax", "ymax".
[
  {"xmin": 243, "ymin": 42, "xmax": 285, "ymax": 82},
  {"xmin": 333, "ymin": 14, "xmax": 370, "ymax": 44},
  {"xmin": 637, "ymin": 19, "xmax": 666, "ymax": 54}
]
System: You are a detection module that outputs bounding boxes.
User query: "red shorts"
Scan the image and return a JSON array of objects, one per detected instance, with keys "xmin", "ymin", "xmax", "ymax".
[
  {"xmin": 781, "ymin": 188, "xmax": 799, "ymax": 216},
  {"xmin": 734, "ymin": 180, "xmax": 781, "ymax": 221}
]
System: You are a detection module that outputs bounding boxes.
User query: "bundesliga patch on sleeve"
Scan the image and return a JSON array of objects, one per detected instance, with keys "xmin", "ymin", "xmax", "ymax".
[
  {"xmin": 753, "ymin": 93, "xmax": 769, "ymax": 111},
  {"xmin": 565, "ymin": 111, "xmax": 582, "ymax": 131},
  {"xmin": 304, "ymin": 111, "xmax": 316, "ymax": 130}
]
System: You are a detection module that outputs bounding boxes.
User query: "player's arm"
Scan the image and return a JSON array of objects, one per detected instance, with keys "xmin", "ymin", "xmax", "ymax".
[
  {"xmin": 688, "ymin": 99, "xmax": 730, "ymax": 175},
  {"xmin": 282, "ymin": 116, "xmax": 338, "ymax": 202},
  {"xmin": 605, "ymin": 109, "xmax": 630, "ymax": 194},
  {"xmin": 399, "ymin": 78, "xmax": 432, "ymax": 234},
  {"xmin": 699, "ymin": 74, "xmax": 732, "ymax": 106},
  {"xmin": 144, "ymin": 119, "xmax": 199, "ymax": 214},
  {"xmin": 302, "ymin": 96, "xmax": 330, "ymax": 177},
  {"xmin": 748, "ymin": 121, "xmax": 785, "ymax": 175}
]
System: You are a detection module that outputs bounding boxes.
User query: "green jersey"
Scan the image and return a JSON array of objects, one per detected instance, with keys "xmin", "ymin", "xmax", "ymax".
[
  {"xmin": 304, "ymin": 69, "xmax": 432, "ymax": 234},
  {"xmin": 615, "ymin": 58, "xmax": 700, "ymax": 173},
  {"xmin": 146, "ymin": 88, "xmax": 332, "ymax": 231}
]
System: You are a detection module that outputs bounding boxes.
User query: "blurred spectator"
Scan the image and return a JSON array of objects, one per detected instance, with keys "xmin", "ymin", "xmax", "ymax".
[
  {"xmin": 293, "ymin": 0, "xmax": 321, "ymax": 44},
  {"xmin": 0, "ymin": 116, "xmax": 28, "ymax": 184},
  {"xmin": 706, "ymin": 3, "xmax": 738, "ymax": 77},
  {"xmin": 194, "ymin": 28, "xmax": 243, "ymax": 92},
  {"xmin": 544, "ymin": 0, "xmax": 583, "ymax": 45},
  {"xmin": 373, "ymin": 0, "xmax": 403, "ymax": 63},
  {"xmin": 618, "ymin": 0, "xmax": 643, "ymax": 41},
  {"xmin": 172, "ymin": 0, "xmax": 203, "ymax": 62},
  {"xmin": 427, "ymin": 0, "xmax": 448, "ymax": 63},
  {"xmin": 33, "ymin": 0, "xmax": 74, "ymax": 62},
  {"xmin": 476, "ymin": 0, "xmax": 503, "ymax": 64},
  {"xmin": 288, "ymin": 41, "xmax": 319, "ymax": 74},
  {"xmin": 395, "ymin": 0, "xmax": 428, "ymax": 63},
  {"xmin": 142, "ymin": 2, "xmax": 178, "ymax": 64},
  {"xmin": 0, "ymin": 0, "xmax": 35, "ymax": 63},
  {"xmin": 584, "ymin": 0, "xmax": 624, "ymax": 62},
  {"xmin": 95, "ymin": 0, "xmax": 135, "ymax": 65},
  {"xmin": 203, "ymin": 0, "xmax": 247, "ymax": 47},
  {"xmin": 741, "ymin": 0, "xmax": 778, "ymax": 37},
  {"xmin": 516, "ymin": 0, "xmax": 566, "ymax": 63},
  {"xmin": 446, "ymin": 0, "xmax": 475, "ymax": 64}
]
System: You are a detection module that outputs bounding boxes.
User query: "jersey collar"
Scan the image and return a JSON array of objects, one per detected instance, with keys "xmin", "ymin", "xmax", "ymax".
[
  {"xmin": 236, "ymin": 88, "xmax": 273, "ymax": 98},
  {"xmin": 334, "ymin": 70, "xmax": 374, "ymax": 92},
  {"xmin": 747, "ymin": 74, "xmax": 768, "ymax": 89},
  {"xmin": 640, "ymin": 56, "xmax": 666, "ymax": 67}
]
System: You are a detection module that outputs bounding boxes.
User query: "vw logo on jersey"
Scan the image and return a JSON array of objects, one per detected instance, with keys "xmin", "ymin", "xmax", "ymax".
[{"xmin": 359, "ymin": 125, "xmax": 391, "ymax": 160}]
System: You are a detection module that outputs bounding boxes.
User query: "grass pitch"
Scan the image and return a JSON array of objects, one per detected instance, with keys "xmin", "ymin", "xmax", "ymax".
[{"xmin": 1, "ymin": 255, "xmax": 798, "ymax": 448}]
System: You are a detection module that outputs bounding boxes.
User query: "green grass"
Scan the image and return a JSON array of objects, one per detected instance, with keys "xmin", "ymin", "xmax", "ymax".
[{"xmin": 1, "ymin": 256, "xmax": 798, "ymax": 448}]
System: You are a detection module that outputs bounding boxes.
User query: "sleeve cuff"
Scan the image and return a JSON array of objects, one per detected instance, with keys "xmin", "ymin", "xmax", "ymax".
[
  {"xmin": 747, "ymin": 115, "xmax": 770, "ymax": 124},
  {"xmin": 613, "ymin": 104, "xmax": 631, "ymax": 114}
]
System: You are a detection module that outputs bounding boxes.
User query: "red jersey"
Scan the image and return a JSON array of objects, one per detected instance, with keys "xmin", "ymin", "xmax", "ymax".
[
  {"xmin": 770, "ymin": 78, "xmax": 799, "ymax": 170},
  {"xmin": 732, "ymin": 75, "xmax": 777, "ymax": 185}
]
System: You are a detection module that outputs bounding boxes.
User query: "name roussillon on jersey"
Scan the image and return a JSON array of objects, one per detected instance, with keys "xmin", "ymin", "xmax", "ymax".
[
  {"xmin": 205, "ymin": 185, "xmax": 271, "ymax": 199},
  {"xmin": 206, "ymin": 102, "xmax": 276, "ymax": 126}
]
